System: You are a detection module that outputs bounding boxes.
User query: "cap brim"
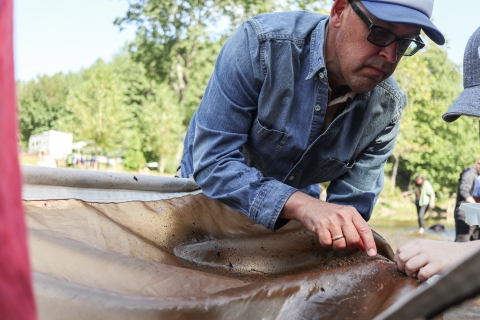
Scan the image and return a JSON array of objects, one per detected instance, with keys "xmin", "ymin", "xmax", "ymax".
[
  {"xmin": 361, "ymin": 1, "xmax": 445, "ymax": 45},
  {"xmin": 443, "ymin": 86, "xmax": 480, "ymax": 122}
]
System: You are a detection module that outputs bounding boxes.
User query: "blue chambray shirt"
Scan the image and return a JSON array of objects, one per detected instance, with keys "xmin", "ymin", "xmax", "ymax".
[{"xmin": 180, "ymin": 11, "xmax": 407, "ymax": 231}]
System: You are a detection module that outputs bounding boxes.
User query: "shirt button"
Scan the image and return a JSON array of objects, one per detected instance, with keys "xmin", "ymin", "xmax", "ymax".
[
  {"xmin": 315, "ymin": 105, "xmax": 321, "ymax": 112},
  {"xmin": 314, "ymin": 76, "xmax": 318, "ymax": 81},
  {"xmin": 319, "ymin": 73, "xmax": 325, "ymax": 79},
  {"xmin": 289, "ymin": 175, "xmax": 295, "ymax": 181}
]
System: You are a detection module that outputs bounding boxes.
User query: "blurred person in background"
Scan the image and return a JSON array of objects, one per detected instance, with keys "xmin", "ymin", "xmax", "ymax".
[
  {"xmin": 38, "ymin": 151, "xmax": 57, "ymax": 168},
  {"xmin": 402, "ymin": 173, "xmax": 435, "ymax": 235},
  {"xmin": 452, "ymin": 159, "xmax": 480, "ymax": 241}
]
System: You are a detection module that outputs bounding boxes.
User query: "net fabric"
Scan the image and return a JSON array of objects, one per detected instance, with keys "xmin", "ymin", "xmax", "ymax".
[{"xmin": 25, "ymin": 190, "xmax": 419, "ymax": 319}]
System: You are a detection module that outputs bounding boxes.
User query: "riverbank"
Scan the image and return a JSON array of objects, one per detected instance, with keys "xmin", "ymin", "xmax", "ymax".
[{"xmin": 373, "ymin": 195, "xmax": 455, "ymax": 222}]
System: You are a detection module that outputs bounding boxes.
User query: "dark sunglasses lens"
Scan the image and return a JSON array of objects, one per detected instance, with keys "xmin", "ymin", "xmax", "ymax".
[
  {"xmin": 398, "ymin": 40, "xmax": 419, "ymax": 56},
  {"xmin": 369, "ymin": 26, "xmax": 422, "ymax": 56},
  {"xmin": 368, "ymin": 27, "xmax": 396, "ymax": 46}
]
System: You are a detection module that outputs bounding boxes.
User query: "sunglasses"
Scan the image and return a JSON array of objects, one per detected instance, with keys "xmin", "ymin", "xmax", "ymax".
[{"xmin": 348, "ymin": 0, "xmax": 425, "ymax": 56}]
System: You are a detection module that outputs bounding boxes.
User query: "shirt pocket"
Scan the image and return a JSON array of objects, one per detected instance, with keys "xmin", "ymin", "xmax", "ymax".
[
  {"xmin": 300, "ymin": 158, "xmax": 355, "ymax": 188},
  {"xmin": 242, "ymin": 118, "xmax": 290, "ymax": 172}
]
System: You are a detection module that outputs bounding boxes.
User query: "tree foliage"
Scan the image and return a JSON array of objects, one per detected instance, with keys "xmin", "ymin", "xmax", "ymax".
[
  {"xmin": 139, "ymin": 83, "xmax": 184, "ymax": 173},
  {"xmin": 17, "ymin": 73, "xmax": 80, "ymax": 147},
  {"xmin": 393, "ymin": 42, "xmax": 476, "ymax": 197},
  {"xmin": 115, "ymin": 0, "xmax": 329, "ymax": 125},
  {"xmin": 60, "ymin": 60, "xmax": 130, "ymax": 158}
]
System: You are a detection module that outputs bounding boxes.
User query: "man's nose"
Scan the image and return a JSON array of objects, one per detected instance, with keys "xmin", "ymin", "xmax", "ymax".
[{"xmin": 380, "ymin": 41, "xmax": 399, "ymax": 63}]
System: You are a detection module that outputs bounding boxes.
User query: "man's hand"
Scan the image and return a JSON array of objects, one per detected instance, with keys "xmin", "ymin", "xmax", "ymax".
[
  {"xmin": 465, "ymin": 196, "xmax": 476, "ymax": 203},
  {"xmin": 394, "ymin": 239, "xmax": 479, "ymax": 281},
  {"xmin": 280, "ymin": 191, "xmax": 377, "ymax": 257}
]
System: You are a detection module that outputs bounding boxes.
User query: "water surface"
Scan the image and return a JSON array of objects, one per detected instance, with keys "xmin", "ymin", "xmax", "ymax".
[{"xmin": 369, "ymin": 217, "xmax": 455, "ymax": 251}]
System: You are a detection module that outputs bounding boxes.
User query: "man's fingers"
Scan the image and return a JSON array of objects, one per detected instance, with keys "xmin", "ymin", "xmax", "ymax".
[
  {"xmin": 404, "ymin": 254, "xmax": 428, "ymax": 278},
  {"xmin": 341, "ymin": 223, "xmax": 361, "ymax": 250},
  {"xmin": 299, "ymin": 202, "xmax": 376, "ymax": 255},
  {"xmin": 397, "ymin": 240, "xmax": 418, "ymax": 253},
  {"xmin": 357, "ymin": 238, "xmax": 365, "ymax": 251},
  {"xmin": 330, "ymin": 229, "xmax": 347, "ymax": 250},
  {"xmin": 317, "ymin": 228, "xmax": 334, "ymax": 248},
  {"xmin": 352, "ymin": 214, "xmax": 376, "ymax": 257},
  {"xmin": 417, "ymin": 264, "xmax": 438, "ymax": 282},
  {"xmin": 394, "ymin": 251, "xmax": 406, "ymax": 272},
  {"xmin": 331, "ymin": 237, "xmax": 347, "ymax": 250},
  {"xmin": 395, "ymin": 242, "xmax": 421, "ymax": 272}
]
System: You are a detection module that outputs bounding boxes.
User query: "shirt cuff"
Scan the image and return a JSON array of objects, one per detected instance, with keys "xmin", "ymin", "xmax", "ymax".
[{"xmin": 250, "ymin": 180, "xmax": 298, "ymax": 231}]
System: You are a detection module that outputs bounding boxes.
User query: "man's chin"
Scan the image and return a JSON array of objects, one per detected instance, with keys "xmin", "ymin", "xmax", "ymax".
[
  {"xmin": 349, "ymin": 81, "xmax": 378, "ymax": 94},
  {"xmin": 350, "ymin": 83, "xmax": 378, "ymax": 93}
]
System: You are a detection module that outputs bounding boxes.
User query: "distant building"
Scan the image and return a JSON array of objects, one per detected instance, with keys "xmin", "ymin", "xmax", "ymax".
[{"xmin": 28, "ymin": 130, "xmax": 73, "ymax": 159}]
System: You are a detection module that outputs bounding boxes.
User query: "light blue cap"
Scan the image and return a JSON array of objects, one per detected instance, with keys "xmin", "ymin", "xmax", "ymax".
[{"xmin": 360, "ymin": 0, "xmax": 445, "ymax": 45}]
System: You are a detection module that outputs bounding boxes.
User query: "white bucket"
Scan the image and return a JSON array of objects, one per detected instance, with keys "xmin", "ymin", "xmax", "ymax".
[{"xmin": 460, "ymin": 203, "xmax": 480, "ymax": 226}]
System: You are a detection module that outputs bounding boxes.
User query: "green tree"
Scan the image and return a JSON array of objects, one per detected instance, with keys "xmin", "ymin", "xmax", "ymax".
[
  {"xmin": 393, "ymin": 42, "xmax": 476, "ymax": 197},
  {"xmin": 110, "ymin": 53, "xmax": 185, "ymax": 173},
  {"xmin": 390, "ymin": 45, "xmax": 434, "ymax": 193},
  {"xmin": 17, "ymin": 73, "xmax": 80, "ymax": 146},
  {"xmin": 61, "ymin": 60, "xmax": 130, "ymax": 168},
  {"xmin": 115, "ymin": 0, "xmax": 330, "ymax": 125},
  {"xmin": 181, "ymin": 37, "xmax": 224, "ymax": 123},
  {"xmin": 139, "ymin": 83, "xmax": 184, "ymax": 174},
  {"xmin": 110, "ymin": 53, "xmax": 152, "ymax": 171}
]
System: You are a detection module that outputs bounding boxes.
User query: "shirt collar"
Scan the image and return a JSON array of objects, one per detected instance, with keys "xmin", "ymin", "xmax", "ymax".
[{"xmin": 306, "ymin": 17, "xmax": 329, "ymax": 80}]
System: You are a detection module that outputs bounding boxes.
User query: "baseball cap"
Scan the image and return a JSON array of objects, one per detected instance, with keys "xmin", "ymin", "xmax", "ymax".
[
  {"xmin": 443, "ymin": 27, "xmax": 480, "ymax": 122},
  {"xmin": 360, "ymin": 0, "xmax": 445, "ymax": 45}
]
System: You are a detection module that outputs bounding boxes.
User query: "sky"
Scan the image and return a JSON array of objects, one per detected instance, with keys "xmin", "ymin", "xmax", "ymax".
[
  {"xmin": 14, "ymin": 0, "xmax": 480, "ymax": 81},
  {"xmin": 14, "ymin": 0, "xmax": 136, "ymax": 81}
]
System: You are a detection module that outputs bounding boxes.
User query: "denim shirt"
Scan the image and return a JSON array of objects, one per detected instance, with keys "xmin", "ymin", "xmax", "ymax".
[{"xmin": 180, "ymin": 11, "xmax": 407, "ymax": 231}]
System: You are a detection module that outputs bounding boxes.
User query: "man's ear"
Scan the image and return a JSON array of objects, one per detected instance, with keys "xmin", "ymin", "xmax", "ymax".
[{"xmin": 330, "ymin": 0, "xmax": 349, "ymax": 28}]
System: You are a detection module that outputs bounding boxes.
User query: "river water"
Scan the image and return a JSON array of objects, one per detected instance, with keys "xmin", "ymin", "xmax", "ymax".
[{"xmin": 369, "ymin": 217, "xmax": 455, "ymax": 252}]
